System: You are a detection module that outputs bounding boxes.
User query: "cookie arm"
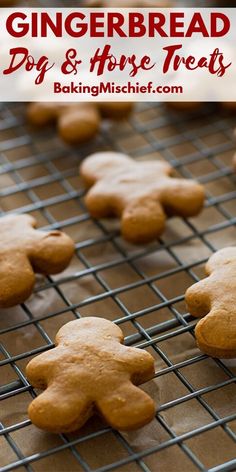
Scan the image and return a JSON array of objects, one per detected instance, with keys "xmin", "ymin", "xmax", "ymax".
[
  {"xmin": 26, "ymin": 348, "xmax": 61, "ymax": 389},
  {"xmin": 80, "ymin": 152, "xmax": 132, "ymax": 187},
  {"xmin": 96, "ymin": 382, "xmax": 155, "ymax": 431},
  {"xmin": 195, "ymin": 309, "xmax": 236, "ymax": 358},
  {"xmin": 121, "ymin": 199, "xmax": 166, "ymax": 244},
  {"xmin": 117, "ymin": 346, "xmax": 155, "ymax": 384},
  {"xmin": 185, "ymin": 279, "xmax": 211, "ymax": 318}
]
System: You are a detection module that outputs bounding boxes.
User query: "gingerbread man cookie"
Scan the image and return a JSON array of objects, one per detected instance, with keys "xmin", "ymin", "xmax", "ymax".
[
  {"xmin": 0, "ymin": 0, "xmax": 17, "ymax": 5},
  {"xmin": 26, "ymin": 317, "xmax": 155, "ymax": 433},
  {"xmin": 185, "ymin": 247, "xmax": 236, "ymax": 358},
  {"xmin": 80, "ymin": 152, "xmax": 205, "ymax": 244},
  {"xmin": 27, "ymin": 102, "xmax": 133, "ymax": 145},
  {"xmin": 84, "ymin": 0, "xmax": 172, "ymax": 6},
  {"xmin": 0, "ymin": 214, "xmax": 74, "ymax": 308}
]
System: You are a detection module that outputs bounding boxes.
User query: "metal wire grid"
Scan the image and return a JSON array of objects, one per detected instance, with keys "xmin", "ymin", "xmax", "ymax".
[{"xmin": 0, "ymin": 100, "xmax": 235, "ymax": 472}]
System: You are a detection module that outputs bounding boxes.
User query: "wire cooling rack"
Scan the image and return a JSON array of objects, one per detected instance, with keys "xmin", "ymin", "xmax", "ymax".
[
  {"xmin": 0, "ymin": 1, "xmax": 236, "ymax": 472},
  {"xmin": 0, "ymin": 100, "xmax": 236, "ymax": 472}
]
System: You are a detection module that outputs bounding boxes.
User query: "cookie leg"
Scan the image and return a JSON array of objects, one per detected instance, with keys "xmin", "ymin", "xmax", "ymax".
[
  {"xmin": 0, "ymin": 253, "xmax": 35, "ymax": 308},
  {"xmin": 195, "ymin": 311, "xmax": 236, "ymax": 358},
  {"xmin": 97, "ymin": 382, "xmax": 155, "ymax": 431},
  {"xmin": 185, "ymin": 280, "xmax": 211, "ymax": 318},
  {"xmin": 26, "ymin": 348, "xmax": 61, "ymax": 389},
  {"xmin": 121, "ymin": 200, "xmax": 166, "ymax": 244},
  {"xmin": 28, "ymin": 388, "xmax": 93, "ymax": 433},
  {"xmin": 117, "ymin": 346, "xmax": 155, "ymax": 384}
]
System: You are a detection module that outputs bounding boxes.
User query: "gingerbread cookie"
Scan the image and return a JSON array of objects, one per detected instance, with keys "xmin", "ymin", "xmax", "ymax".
[
  {"xmin": 0, "ymin": 0, "xmax": 17, "ymax": 5},
  {"xmin": 80, "ymin": 152, "xmax": 205, "ymax": 244},
  {"xmin": 27, "ymin": 102, "xmax": 133, "ymax": 145},
  {"xmin": 0, "ymin": 214, "xmax": 74, "ymax": 308},
  {"xmin": 84, "ymin": 0, "xmax": 172, "ymax": 6},
  {"xmin": 185, "ymin": 247, "xmax": 236, "ymax": 358},
  {"xmin": 26, "ymin": 317, "xmax": 155, "ymax": 433}
]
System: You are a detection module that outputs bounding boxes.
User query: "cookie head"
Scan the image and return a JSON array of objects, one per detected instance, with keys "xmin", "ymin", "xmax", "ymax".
[
  {"xmin": 205, "ymin": 246, "xmax": 236, "ymax": 273},
  {"xmin": 26, "ymin": 317, "xmax": 155, "ymax": 433},
  {"xmin": 56, "ymin": 316, "xmax": 124, "ymax": 345}
]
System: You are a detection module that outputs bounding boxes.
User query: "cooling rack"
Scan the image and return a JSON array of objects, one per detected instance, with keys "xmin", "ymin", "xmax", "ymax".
[
  {"xmin": 0, "ymin": 100, "xmax": 236, "ymax": 472},
  {"xmin": 1, "ymin": 1, "xmax": 236, "ymax": 471}
]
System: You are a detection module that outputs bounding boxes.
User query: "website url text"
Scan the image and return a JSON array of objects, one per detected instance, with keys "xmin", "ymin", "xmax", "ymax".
[{"xmin": 53, "ymin": 81, "xmax": 183, "ymax": 97}]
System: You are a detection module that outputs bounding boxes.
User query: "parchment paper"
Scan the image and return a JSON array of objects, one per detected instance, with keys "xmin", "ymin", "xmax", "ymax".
[{"xmin": 1, "ymin": 107, "xmax": 236, "ymax": 472}]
